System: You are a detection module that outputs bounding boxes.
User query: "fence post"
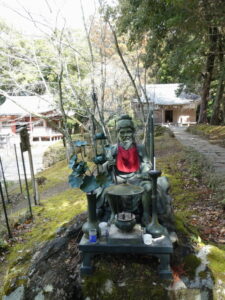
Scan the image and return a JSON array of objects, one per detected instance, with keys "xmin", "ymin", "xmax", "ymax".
[
  {"xmin": 0, "ymin": 181, "xmax": 12, "ymax": 238},
  {"xmin": 0, "ymin": 156, "xmax": 10, "ymax": 203},
  {"xmin": 14, "ymin": 144, "xmax": 23, "ymax": 194},
  {"xmin": 34, "ymin": 178, "xmax": 40, "ymax": 205},
  {"xmin": 27, "ymin": 145, "xmax": 38, "ymax": 205},
  {"xmin": 20, "ymin": 143, "xmax": 33, "ymax": 219}
]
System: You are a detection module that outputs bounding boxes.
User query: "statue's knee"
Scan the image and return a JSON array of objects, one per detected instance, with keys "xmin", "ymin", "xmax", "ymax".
[
  {"xmin": 157, "ymin": 176, "xmax": 170, "ymax": 194},
  {"xmin": 141, "ymin": 181, "xmax": 152, "ymax": 192}
]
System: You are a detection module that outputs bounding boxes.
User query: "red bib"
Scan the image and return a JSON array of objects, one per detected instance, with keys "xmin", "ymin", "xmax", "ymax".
[{"xmin": 116, "ymin": 145, "xmax": 140, "ymax": 173}]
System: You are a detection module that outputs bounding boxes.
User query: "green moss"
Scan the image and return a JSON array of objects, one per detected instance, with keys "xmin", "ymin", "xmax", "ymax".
[
  {"xmin": 37, "ymin": 159, "xmax": 70, "ymax": 193},
  {"xmin": 0, "ymin": 239, "xmax": 9, "ymax": 252},
  {"xmin": 3, "ymin": 265, "xmax": 28, "ymax": 295},
  {"xmin": 187, "ymin": 125, "xmax": 225, "ymax": 147},
  {"xmin": 199, "ymin": 270, "xmax": 208, "ymax": 279},
  {"xmin": 2, "ymin": 187, "xmax": 86, "ymax": 296},
  {"xmin": 174, "ymin": 214, "xmax": 190, "ymax": 235},
  {"xmin": 183, "ymin": 254, "xmax": 201, "ymax": 279},
  {"xmin": 82, "ymin": 257, "xmax": 168, "ymax": 300},
  {"xmin": 11, "ymin": 159, "xmax": 71, "ymax": 196},
  {"xmin": 207, "ymin": 246, "xmax": 225, "ymax": 281}
]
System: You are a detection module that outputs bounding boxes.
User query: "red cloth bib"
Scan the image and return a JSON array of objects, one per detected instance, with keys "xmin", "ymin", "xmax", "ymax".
[{"xmin": 116, "ymin": 145, "xmax": 140, "ymax": 173}]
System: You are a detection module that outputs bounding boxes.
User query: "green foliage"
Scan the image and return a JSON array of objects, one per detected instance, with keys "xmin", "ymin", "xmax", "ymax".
[
  {"xmin": 80, "ymin": 175, "xmax": 99, "ymax": 193},
  {"xmin": 111, "ymin": 0, "xmax": 224, "ymax": 121},
  {"xmin": 42, "ymin": 141, "xmax": 66, "ymax": 168},
  {"xmin": 68, "ymin": 155, "xmax": 112, "ymax": 192}
]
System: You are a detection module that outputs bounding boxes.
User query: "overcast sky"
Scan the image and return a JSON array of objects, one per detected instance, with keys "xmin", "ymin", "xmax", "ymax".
[{"xmin": 0, "ymin": 0, "xmax": 99, "ymax": 35}]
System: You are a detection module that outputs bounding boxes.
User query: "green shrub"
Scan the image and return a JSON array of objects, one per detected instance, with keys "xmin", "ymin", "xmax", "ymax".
[
  {"xmin": 154, "ymin": 125, "xmax": 174, "ymax": 137},
  {"xmin": 42, "ymin": 142, "xmax": 66, "ymax": 168}
]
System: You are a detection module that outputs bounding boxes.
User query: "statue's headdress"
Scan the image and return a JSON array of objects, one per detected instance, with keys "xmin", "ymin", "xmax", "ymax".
[{"xmin": 116, "ymin": 115, "xmax": 135, "ymax": 131}]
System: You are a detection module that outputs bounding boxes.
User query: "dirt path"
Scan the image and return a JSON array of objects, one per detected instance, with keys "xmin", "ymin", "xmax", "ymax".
[
  {"xmin": 171, "ymin": 126, "xmax": 225, "ymax": 176},
  {"xmin": 40, "ymin": 181, "xmax": 70, "ymax": 199}
]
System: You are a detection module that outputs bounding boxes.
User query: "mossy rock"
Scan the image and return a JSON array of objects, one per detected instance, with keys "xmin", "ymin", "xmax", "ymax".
[
  {"xmin": 82, "ymin": 255, "xmax": 169, "ymax": 300},
  {"xmin": 3, "ymin": 266, "xmax": 28, "ymax": 295},
  {"xmin": 207, "ymin": 246, "xmax": 225, "ymax": 281}
]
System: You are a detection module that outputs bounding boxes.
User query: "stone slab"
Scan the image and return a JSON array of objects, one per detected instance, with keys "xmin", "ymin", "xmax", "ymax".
[{"xmin": 79, "ymin": 234, "xmax": 173, "ymax": 254}]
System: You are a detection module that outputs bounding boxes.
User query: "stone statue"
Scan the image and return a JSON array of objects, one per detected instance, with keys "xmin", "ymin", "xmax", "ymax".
[{"xmin": 97, "ymin": 115, "xmax": 174, "ymax": 232}]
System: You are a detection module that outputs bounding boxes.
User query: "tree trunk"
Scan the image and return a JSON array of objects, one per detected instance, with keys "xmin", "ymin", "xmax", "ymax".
[
  {"xmin": 210, "ymin": 59, "xmax": 225, "ymax": 125},
  {"xmin": 108, "ymin": 22, "xmax": 146, "ymax": 124},
  {"xmin": 198, "ymin": 27, "xmax": 218, "ymax": 123},
  {"xmin": 222, "ymin": 96, "xmax": 225, "ymax": 125}
]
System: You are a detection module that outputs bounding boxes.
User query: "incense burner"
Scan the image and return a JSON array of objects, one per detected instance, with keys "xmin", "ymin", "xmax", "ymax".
[{"xmin": 115, "ymin": 212, "xmax": 136, "ymax": 232}]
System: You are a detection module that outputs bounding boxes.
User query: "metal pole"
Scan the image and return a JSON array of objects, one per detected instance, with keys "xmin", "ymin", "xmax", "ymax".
[
  {"xmin": 149, "ymin": 110, "xmax": 155, "ymax": 167},
  {"xmin": 27, "ymin": 145, "xmax": 37, "ymax": 205},
  {"xmin": 0, "ymin": 182, "xmax": 12, "ymax": 238},
  {"xmin": 146, "ymin": 170, "xmax": 166, "ymax": 237},
  {"xmin": 20, "ymin": 143, "xmax": 33, "ymax": 218},
  {"xmin": 145, "ymin": 109, "xmax": 155, "ymax": 168},
  {"xmin": 14, "ymin": 144, "xmax": 23, "ymax": 194},
  {"xmin": 0, "ymin": 156, "xmax": 10, "ymax": 203}
]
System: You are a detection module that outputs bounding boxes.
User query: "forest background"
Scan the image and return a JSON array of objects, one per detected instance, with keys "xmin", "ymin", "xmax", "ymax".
[{"xmin": 0, "ymin": 0, "xmax": 224, "ymax": 156}]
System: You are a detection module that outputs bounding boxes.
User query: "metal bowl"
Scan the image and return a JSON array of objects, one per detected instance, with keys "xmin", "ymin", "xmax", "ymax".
[{"xmin": 115, "ymin": 212, "xmax": 136, "ymax": 232}]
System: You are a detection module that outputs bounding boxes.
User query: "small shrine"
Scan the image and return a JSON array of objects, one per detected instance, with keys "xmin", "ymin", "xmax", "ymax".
[{"xmin": 69, "ymin": 113, "xmax": 176, "ymax": 279}]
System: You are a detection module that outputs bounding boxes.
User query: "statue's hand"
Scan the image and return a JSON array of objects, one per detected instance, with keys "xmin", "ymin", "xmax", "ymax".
[
  {"xmin": 107, "ymin": 159, "xmax": 116, "ymax": 169},
  {"xmin": 136, "ymin": 173, "xmax": 150, "ymax": 180}
]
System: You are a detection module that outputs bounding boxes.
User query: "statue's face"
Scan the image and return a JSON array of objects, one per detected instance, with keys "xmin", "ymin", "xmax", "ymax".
[{"xmin": 118, "ymin": 127, "xmax": 134, "ymax": 149}]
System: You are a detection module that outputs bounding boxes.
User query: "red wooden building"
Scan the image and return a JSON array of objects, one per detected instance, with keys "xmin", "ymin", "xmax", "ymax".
[{"xmin": 0, "ymin": 95, "xmax": 63, "ymax": 142}]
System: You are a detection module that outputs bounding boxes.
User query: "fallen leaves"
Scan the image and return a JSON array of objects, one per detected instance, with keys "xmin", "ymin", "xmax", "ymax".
[{"xmin": 189, "ymin": 203, "xmax": 225, "ymax": 244}]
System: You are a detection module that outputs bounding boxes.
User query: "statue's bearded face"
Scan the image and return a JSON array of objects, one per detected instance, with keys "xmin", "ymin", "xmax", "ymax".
[{"xmin": 118, "ymin": 127, "xmax": 134, "ymax": 150}]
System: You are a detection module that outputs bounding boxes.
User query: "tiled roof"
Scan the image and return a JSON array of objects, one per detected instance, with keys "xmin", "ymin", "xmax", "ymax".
[
  {"xmin": 0, "ymin": 95, "xmax": 57, "ymax": 116},
  {"xmin": 134, "ymin": 83, "xmax": 200, "ymax": 105}
]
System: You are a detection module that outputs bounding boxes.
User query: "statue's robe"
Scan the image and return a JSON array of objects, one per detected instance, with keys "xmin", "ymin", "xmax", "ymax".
[{"xmin": 97, "ymin": 143, "xmax": 174, "ymax": 230}]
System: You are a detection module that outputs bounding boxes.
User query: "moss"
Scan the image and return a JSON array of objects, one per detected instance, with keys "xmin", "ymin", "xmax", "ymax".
[
  {"xmin": 174, "ymin": 214, "xmax": 190, "ymax": 236},
  {"xmin": 199, "ymin": 270, "xmax": 208, "ymax": 279},
  {"xmin": 11, "ymin": 159, "xmax": 70, "ymax": 196},
  {"xmin": 183, "ymin": 254, "xmax": 201, "ymax": 279},
  {"xmin": 37, "ymin": 159, "xmax": 70, "ymax": 193},
  {"xmin": 187, "ymin": 125, "xmax": 225, "ymax": 147},
  {"xmin": 207, "ymin": 246, "xmax": 225, "ymax": 281},
  {"xmin": 4, "ymin": 265, "xmax": 28, "ymax": 295},
  {"xmin": 2, "ymin": 187, "xmax": 87, "ymax": 296},
  {"xmin": 82, "ymin": 257, "xmax": 169, "ymax": 300},
  {"xmin": 0, "ymin": 239, "xmax": 9, "ymax": 252}
]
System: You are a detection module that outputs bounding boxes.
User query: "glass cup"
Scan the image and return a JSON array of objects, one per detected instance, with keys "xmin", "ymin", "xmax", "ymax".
[
  {"xmin": 143, "ymin": 233, "xmax": 153, "ymax": 245},
  {"xmin": 99, "ymin": 222, "xmax": 108, "ymax": 238},
  {"xmin": 89, "ymin": 229, "xmax": 97, "ymax": 243}
]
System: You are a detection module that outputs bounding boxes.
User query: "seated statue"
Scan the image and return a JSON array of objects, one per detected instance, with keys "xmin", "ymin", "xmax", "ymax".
[{"xmin": 97, "ymin": 115, "xmax": 174, "ymax": 232}]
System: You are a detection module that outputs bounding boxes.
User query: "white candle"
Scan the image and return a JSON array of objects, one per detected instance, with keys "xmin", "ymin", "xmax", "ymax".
[{"xmin": 153, "ymin": 156, "xmax": 156, "ymax": 170}]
